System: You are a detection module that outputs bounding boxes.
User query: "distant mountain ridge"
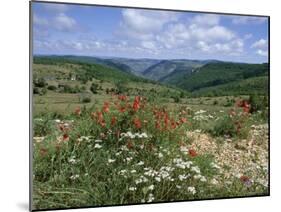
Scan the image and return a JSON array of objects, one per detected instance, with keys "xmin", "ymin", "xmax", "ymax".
[{"xmin": 34, "ymin": 55, "xmax": 269, "ymax": 96}]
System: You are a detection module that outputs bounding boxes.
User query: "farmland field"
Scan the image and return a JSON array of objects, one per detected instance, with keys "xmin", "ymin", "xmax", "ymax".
[{"xmin": 32, "ymin": 57, "xmax": 269, "ymax": 210}]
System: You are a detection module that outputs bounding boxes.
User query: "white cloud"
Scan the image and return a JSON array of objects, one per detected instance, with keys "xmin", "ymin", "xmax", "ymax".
[
  {"xmin": 256, "ymin": 49, "xmax": 268, "ymax": 56},
  {"xmin": 53, "ymin": 13, "xmax": 77, "ymax": 31},
  {"xmin": 190, "ymin": 25, "xmax": 235, "ymax": 42},
  {"xmin": 192, "ymin": 14, "xmax": 220, "ymax": 26},
  {"xmin": 121, "ymin": 9, "xmax": 179, "ymax": 33},
  {"xmin": 33, "ymin": 14, "xmax": 48, "ymax": 26},
  {"xmin": 232, "ymin": 16, "xmax": 267, "ymax": 25},
  {"xmin": 251, "ymin": 39, "xmax": 268, "ymax": 49}
]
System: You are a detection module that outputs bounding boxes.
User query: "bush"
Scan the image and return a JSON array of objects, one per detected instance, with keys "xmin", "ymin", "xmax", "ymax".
[
  {"xmin": 82, "ymin": 97, "xmax": 91, "ymax": 103},
  {"xmin": 213, "ymin": 100, "xmax": 218, "ymax": 105},
  {"xmin": 34, "ymin": 78, "xmax": 47, "ymax": 88},
  {"xmin": 47, "ymin": 85, "xmax": 57, "ymax": 91},
  {"xmin": 90, "ymin": 83, "xmax": 99, "ymax": 94},
  {"xmin": 249, "ymin": 94, "xmax": 268, "ymax": 113},
  {"xmin": 59, "ymin": 84, "xmax": 80, "ymax": 93},
  {"xmin": 33, "ymin": 87, "xmax": 40, "ymax": 94},
  {"xmin": 40, "ymin": 88, "xmax": 47, "ymax": 96},
  {"xmin": 211, "ymin": 115, "xmax": 236, "ymax": 137},
  {"xmin": 172, "ymin": 95, "xmax": 180, "ymax": 103}
]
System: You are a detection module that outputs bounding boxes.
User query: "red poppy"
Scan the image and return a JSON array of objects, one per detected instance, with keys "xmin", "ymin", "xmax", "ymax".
[
  {"xmin": 133, "ymin": 118, "xmax": 142, "ymax": 129},
  {"xmin": 118, "ymin": 95, "xmax": 127, "ymax": 101},
  {"xmin": 155, "ymin": 121, "xmax": 161, "ymax": 129},
  {"xmin": 133, "ymin": 96, "xmax": 141, "ymax": 111},
  {"xmin": 102, "ymin": 102, "xmax": 110, "ymax": 113},
  {"xmin": 119, "ymin": 106, "xmax": 126, "ymax": 113},
  {"xmin": 63, "ymin": 133, "xmax": 69, "ymax": 141},
  {"xmin": 170, "ymin": 120, "xmax": 177, "ymax": 129},
  {"xmin": 243, "ymin": 103, "xmax": 251, "ymax": 113},
  {"xmin": 180, "ymin": 117, "xmax": 187, "ymax": 124},
  {"xmin": 100, "ymin": 119, "xmax": 106, "ymax": 128},
  {"xmin": 240, "ymin": 175, "xmax": 250, "ymax": 183},
  {"xmin": 127, "ymin": 140, "xmax": 133, "ymax": 149},
  {"xmin": 188, "ymin": 149, "xmax": 197, "ymax": 157},
  {"xmin": 111, "ymin": 116, "xmax": 117, "ymax": 126}
]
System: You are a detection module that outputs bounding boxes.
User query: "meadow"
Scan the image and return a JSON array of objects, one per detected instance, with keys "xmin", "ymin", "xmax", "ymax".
[{"xmin": 32, "ymin": 59, "xmax": 269, "ymax": 210}]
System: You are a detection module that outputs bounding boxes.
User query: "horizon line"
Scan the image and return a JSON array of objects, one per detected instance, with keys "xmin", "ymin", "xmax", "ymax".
[{"xmin": 33, "ymin": 53, "xmax": 268, "ymax": 64}]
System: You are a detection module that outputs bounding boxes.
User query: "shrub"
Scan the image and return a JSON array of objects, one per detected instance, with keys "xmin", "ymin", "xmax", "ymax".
[
  {"xmin": 211, "ymin": 115, "xmax": 236, "ymax": 137},
  {"xmin": 249, "ymin": 94, "xmax": 268, "ymax": 113},
  {"xmin": 213, "ymin": 100, "xmax": 218, "ymax": 105},
  {"xmin": 82, "ymin": 97, "xmax": 91, "ymax": 103},
  {"xmin": 90, "ymin": 83, "xmax": 99, "ymax": 94},
  {"xmin": 34, "ymin": 78, "xmax": 47, "ymax": 88},
  {"xmin": 47, "ymin": 85, "xmax": 57, "ymax": 91},
  {"xmin": 40, "ymin": 88, "xmax": 47, "ymax": 96},
  {"xmin": 172, "ymin": 95, "xmax": 180, "ymax": 103},
  {"xmin": 33, "ymin": 87, "xmax": 40, "ymax": 94}
]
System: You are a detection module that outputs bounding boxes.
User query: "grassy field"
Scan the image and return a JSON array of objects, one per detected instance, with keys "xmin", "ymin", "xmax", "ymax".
[{"xmin": 32, "ymin": 62, "xmax": 269, "ymax": 210}]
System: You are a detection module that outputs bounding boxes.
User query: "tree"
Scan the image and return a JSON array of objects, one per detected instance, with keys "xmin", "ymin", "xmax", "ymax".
[{"xmin": 90, "ymin": 83, "xmax": 99, "ymax": 94}]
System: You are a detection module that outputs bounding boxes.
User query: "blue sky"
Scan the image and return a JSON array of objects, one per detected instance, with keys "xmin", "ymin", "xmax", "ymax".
[{"xmin": 33, "ymin": 2, "xmax": 269, "ymax": 63}]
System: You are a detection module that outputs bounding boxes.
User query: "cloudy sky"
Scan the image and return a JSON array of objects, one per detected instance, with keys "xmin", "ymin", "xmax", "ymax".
[{"xmin": 33, "ymin": 2, "xmax": 269, "ymax": 63}]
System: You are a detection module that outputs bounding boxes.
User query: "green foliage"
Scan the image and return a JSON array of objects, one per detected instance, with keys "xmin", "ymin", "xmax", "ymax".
[
  {"xmin": 58, "ymin": 84, "xmax": 81, "ymax": 93},
  {"xmin": 82, "ymin": 97, "xmax": 91, "ymax": 103},
  {"xmin": 176, "ymin": 62, "xmax": 268, "ymax": 92},
  {"xmin": 172, "ymin": 95, "xmax": 181, "ymax": 103},
  {"xmin": 33, "ymin": 87, "xmax": 40, "ymax": 94},
  {"xmin": 34, "ymin": 78, "xmax": 47, "ymax": 88},
  {"xmin": 115, "ymin": 81, "xmax": 128, "ymax": 94},
  {"xmin": 249, "ymin": 94, "xmax": 268, "ymax": 114},
  {"xmin": 211, "ymin": 115, "xmax": 237, "ymax": 137},
  {"xmin": 47, "ymin": 85, "xmax": 57, "ymax": 91},
  {"xmin": 193, "ymin": 76, "xmax": 268, "ymax": 97},
  {"xmin": 90, "ymin": 83, "xmax": 99, "ymax": 94}
]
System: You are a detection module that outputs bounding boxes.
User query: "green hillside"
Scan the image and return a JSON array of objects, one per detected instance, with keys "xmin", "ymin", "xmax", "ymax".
[
  {"xmin": 143, "ymin": 60, "xmax": 204, "ymax": 81},
  {"xmin": 34, "ymin": 56, "xmax": 149, "ymax": 83},
  {"xmin": 193, "ymin": 76, "xmax": 268, "ymax": 96},
  {"xmin": 171, "ymin": 62, "xmax": 268, "ymax": 92}
]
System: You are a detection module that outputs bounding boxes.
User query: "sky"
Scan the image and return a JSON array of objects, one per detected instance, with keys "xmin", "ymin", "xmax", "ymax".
[{"xmin": 32, "ymin": 2, "xmax": 269, "ymax": 63}]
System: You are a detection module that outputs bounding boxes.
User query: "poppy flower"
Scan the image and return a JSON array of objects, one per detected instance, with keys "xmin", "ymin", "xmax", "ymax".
[
  {"xmin": 240, "ymin": 175, "xmax": 251, "ymax": 186},
  {"xmin": 63, "ymin": 133, "xmax": 69, "ymax": 141},
  {"xmin": 133, "ymin": 118, "xmax": 142, "ymax": 129},
  {"xmin": 170, "ymin": 120, "xmax": 177, "ymax": 129},
  {"xmin": 127, "ymin": 140, "xmax": 133, "ymax": 149},
  {"xmin": 155, "ymin": 121, "xmax": 161, "ymax": 129},
  {"xmin": 180, "ymin": 117, "xmax": 187, "ymax": 124},
  {"xmin": 111, "ymin": 116, "xmax": 117, "ymax": 126},
  {"xmin": 102, "ymin": 102, "xmax": 110, "ymax": 113},
  {"xmin": 118, "ymin": 95, "xmax": 127, "ymax": 101},
  {"xmin": 188, "ymin": 149, "xmax": 197, "ymax": 157},
  {"xmin": 240, "ymin": 175, "xmax": 250, "ymax": 182},
  {"xmin": 100, "ymin": 119, "xmax": 106, "ymax": 128},
  {"xmin": 133, "ymin": 96, "xmax": 141, "ymax": 111},
  {"xmin": 119, "ymin": 106, "xmax": 126, "ymax": 113}
]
